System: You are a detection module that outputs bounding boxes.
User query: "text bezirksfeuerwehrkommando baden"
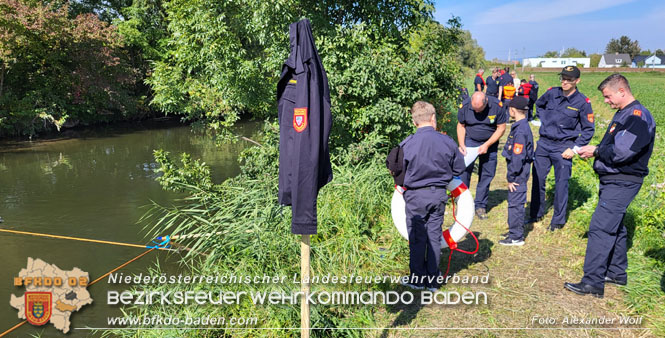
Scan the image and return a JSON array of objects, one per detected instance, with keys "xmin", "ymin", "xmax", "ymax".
[
  {"xmin": 106, "ymin": 272, "xmax": 490, "ymax": 306},
  {"xmin": 108, "ymin": 289, "xmax": 487, "ymax": 306}
]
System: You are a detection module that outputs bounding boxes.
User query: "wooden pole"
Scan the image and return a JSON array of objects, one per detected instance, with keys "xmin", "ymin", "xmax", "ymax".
[{"xmin": 301, "ymin": 234, "xmax": 310, "ymax": 338}]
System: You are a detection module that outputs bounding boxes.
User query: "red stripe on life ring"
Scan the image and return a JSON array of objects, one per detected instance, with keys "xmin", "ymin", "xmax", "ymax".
[
  {"xmin": 442, "ymin": 229, "xmax": 457, "ymax": 250},
  {"xmin": 449, "ymin": 183, "xmax": 468, "ymax": 198}
]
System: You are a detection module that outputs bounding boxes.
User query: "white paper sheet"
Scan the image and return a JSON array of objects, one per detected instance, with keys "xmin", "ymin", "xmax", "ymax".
[{"xmin": 464, "ymin": 146, "xmax": 480, "ymax": 167}]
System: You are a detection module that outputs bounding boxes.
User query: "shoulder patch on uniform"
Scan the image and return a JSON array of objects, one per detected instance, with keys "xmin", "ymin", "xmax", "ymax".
[
  {"xmin": 548, "ymin": 87, "xmax": 552, "ymax": 91},
  {"xmin": 498, "ymin": 101, "xmax": 503, "ymax": 107},
  {"xmin": 587, "ymin": 113, "xmax": 594, "ymax": 123},
  {"xmin": 633, "ymin": 109, "xmax": 642, "ymax": 117},
  {"xmin": 513, "ymin": 143, "xmax": 523, "ymax": 155},
  {"xmin": 610, "ymin": 123, "xmax": 616, "ymax": 133},
  {"xmin": 585, "ymin": 97, "xmax": 591, "ymax": 103},
  {"xmin": 459, "ymin": 103, "xmax": 463, "ymax": 109},
  {"xmin": 293, "ymin": 107, "xmax": 308, "ymax": 132}
]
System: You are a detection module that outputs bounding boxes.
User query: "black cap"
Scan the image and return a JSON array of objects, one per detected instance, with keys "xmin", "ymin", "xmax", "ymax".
[
  {"xmin": 508, "ymin": 96, "xmax": 529, "ymax": 110},
  {"xmin": 559, "ymin": 65, "xmax": 580, "ymax": 79}
]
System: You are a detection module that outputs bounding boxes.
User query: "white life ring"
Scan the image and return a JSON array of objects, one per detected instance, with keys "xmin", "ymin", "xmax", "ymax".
[{"xmin": 390, "ymin": 177, "xmax": 475, "ymax": 249}]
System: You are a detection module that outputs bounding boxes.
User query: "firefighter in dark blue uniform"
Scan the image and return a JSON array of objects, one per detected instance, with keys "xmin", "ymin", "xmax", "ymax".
[
  {"xmin": 474, "ymin": 68, "xmax": 485, "ymax": 92},
  {"xmin": 457, "ymin": 91, "xmax": 507, "ymax": 219},
  {"xmin": 277, "ymin": 19, "xmax": 333, "ymax": 235},
  {"xmin": 528, "ymin": 74, "xmax": 539, "ymax": 120},
  {"xmin": 486, "ymin": 68, "xmax": 500, "ymax": 98},
  {"xmin": 528, "ymin": 66, "xmax": 595, "ymax": 230},
  {"xmin": 400, "ymin": 101, "xmax": 466, "ymax": 291},
  {"xmin": 500, "ymin": 97, "xmax": 534, "ymax": 246},
  {"xmin": 565, "ymin": 74, "xmax": 655, "ymax": 298}
]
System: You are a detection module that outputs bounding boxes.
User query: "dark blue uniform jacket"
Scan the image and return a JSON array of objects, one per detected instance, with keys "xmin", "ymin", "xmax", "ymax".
[
  {"xmin": 535, "ymin": 87, "xmax": 595, "ymax": 148},
  {"xmin": 528, "ymin": 80, "xmax": 539, "ymax": 102},
  {"xmin": 593, "ymin": 100, "xmax": 655, "ymax": 182},
  {"xmin": 457, "ymin": 96, "xmax": 507, "ymax": 147},
  {"xmin": 502, "ymin": 119, "xmax": 534, "ymax": 184},
  {"xmin": 499, "ymin": 73, "xmax": 513, "ymax": 87},
  {"xmin": 277, "ymin": 19, "xmax": 333, "ymax": 235},
  {"xmin": 400, "ymin": 127, "xmax": 466, "ymax": 189}
]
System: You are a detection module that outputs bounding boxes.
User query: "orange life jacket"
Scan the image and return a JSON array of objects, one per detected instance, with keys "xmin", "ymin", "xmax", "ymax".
[{"xmin": 503, "ymin": 85, "xmax": 516, "ymax": 100}]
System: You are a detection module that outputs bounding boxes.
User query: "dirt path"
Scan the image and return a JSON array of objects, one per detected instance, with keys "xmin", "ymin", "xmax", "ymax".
[{"xmin": 373, "ymin": 122, "xmax": 654, "ymax": 337}]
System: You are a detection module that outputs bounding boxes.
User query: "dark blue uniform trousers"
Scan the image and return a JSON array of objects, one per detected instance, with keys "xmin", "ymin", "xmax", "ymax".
[
  {"xmin": 581, "ymin": 180, "xmax": 641, "ymax": 289},
  {"xmin": 461, "ymin": 148, "xmax": 497, "ymax": 209},
  {"xmin": 404, "ymin": 187, "xmax": 447, "ymax": 288},
  {"xmin": 528, "ymin": 100, "xmax": 535, "ymax": 121},
  {"xmin": 530, "ymin": 140, "xmax": 572, "ymax": 225},
  {"xmin": 508, "ymin": 184, "xmax": 527, "ymax": 240}
]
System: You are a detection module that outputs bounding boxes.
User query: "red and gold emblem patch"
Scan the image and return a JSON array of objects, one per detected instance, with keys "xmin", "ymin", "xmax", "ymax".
[
  {"xmin": 25, "ymin": 292, "xmax": 51, "ymax": 326},
  {"xmin": 293, "ymin": 107, "xmax": 308, "ymax": 133},
  {"xmin": 513, "ymin": 143, "xmax": 523, "ymax": 155},
  {"xmin": 587, "ymin": 113, "xmax": 594, "ymax": 123},
  {"xmin": 633, "ymin": 109, "xmax": 642, "ymax": 117},
  {"xmin": 609, "ymin": 123, "xmax": 616, "ymax": 134}
]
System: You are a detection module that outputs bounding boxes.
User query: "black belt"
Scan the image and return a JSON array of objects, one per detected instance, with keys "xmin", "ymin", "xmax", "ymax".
[
  {"xmin": 406, "ymin": 186, "xmax": 447, "ymax": 191},
  {"xmin": 599, "ymin": 174, "xmax": 644, "ymax": 184}
]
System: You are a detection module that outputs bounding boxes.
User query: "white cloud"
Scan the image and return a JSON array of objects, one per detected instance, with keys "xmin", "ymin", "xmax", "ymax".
[{"xmin": 475, "ymin": 0, "xmax": 638, "ymax": 25}]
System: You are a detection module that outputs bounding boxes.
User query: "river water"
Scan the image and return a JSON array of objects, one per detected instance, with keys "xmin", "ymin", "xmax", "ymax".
[{"xmin": 0, "ymin": 120, "xmax": 259, "ymax": 337}]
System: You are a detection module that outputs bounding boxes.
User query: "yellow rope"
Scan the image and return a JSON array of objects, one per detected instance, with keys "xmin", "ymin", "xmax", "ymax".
[{"xmin": 0, "ymin": 228, "xmax": 170, "ymax": 250}]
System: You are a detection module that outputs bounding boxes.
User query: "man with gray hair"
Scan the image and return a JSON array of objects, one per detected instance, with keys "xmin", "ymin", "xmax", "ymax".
[
  {"xmin": 565, "ymin": 74, "xmax": 655, "ymax": 298},
  {"xmin": 399, "ymin": 101, "xmax": 466, "ymax": 291}
]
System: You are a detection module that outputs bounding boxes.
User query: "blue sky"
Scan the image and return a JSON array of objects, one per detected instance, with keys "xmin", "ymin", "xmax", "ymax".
[{"xmin": 434, "ymin": 0, "xmax": 665, "ymax": 60}]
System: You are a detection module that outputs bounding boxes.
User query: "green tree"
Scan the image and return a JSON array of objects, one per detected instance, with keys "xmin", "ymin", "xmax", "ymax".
[
  {"xmin": 143, "ymin": 0, "xmax": 462, "ymax": 145},
  {"xmin": 0, "ymin": 0, "xmax": 140, "ymax": 137},
  {"xmin": 542, "ymin": 50, "xmax": 559, "ymax": 57},
  {"xmin": 561, "ymin": 47, "xmax": 586, "ymax": 57},
  {"xmin": 605, "ymin": 35, "xmax": 641, "ymax": 58},
  {"xmin": 590, "ymin": 53, "xmax": 601, "ymax": 67},
  {"xmin": 655, "ymin": 49, "xmax": 665, "ymax": 57},
  {"xmin": 455, "ymin": 29, "xmax": 485, "ymax": 69}
]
